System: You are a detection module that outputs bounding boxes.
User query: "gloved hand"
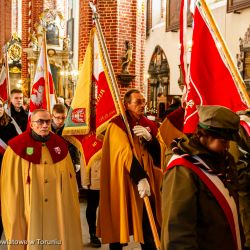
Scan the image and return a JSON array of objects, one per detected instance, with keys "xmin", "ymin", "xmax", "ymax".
[
  {"xmin": 137, "ymin": 178, "xmax": 151, "ymax": 198},
  {"xmin": 133, "ymin": 125, "xmax": 152, "ymax": 141},
  {"xmin": 75, "ymin": 164, "xmax": 81, "ymax": 172}
]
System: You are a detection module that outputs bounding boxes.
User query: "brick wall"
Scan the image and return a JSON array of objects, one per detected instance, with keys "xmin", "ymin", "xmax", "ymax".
[
  {"xmin": 78, "ymin": 0, "xmax": 93, "ymax": 65},
  {"xmin": 21, "ymin": 0, "xmax": 43, "ymax": 80},
  {"xmin": 18, "ymin": 0, "xmax": 146, "ymax": 98},
  {"xmin": 0, "ymin": 1, "xmax": 12, "ymax": 60},
  {"xmin": 78, "ymin": 0, "xmax": 146, "ymax": 99}
]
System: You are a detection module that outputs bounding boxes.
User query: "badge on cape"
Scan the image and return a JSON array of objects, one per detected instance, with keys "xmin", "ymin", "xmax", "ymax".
[
  {"xmin": 54, "ymin": 146, "xmax": 61, "ymax": 154},
  {"xmin": 26, "ymin": 147, "xmax": 34, "ymax": 155}
]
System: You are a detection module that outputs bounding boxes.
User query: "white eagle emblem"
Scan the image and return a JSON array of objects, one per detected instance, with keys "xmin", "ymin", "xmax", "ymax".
[
  {"xmin": 54, "ymin": 147, "xmax": 61, "ymax": 154},
  {"xmin": 30, "ymin": 85, "xmax": 44, "ymax": 106}
]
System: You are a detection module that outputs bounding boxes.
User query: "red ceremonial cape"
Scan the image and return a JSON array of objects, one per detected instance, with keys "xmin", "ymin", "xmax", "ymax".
[{"xmin": 8, "ymin": 130, "xmax": 68, "ymax": 164}]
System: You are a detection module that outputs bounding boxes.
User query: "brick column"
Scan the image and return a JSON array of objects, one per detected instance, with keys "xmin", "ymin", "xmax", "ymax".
[
  {"xmin": 78, "ymin": 0, "xmax": 146, "ymax": 99},
  {"xmin": 78, "ymin": 0, "xmax": 93, "ymax": 66},
  {"xmin": 22, "ymin": 0, "xmax": 44, "ymax": 81},
  {"xmin": 0, "ymin": 0, "xmax": 12, "ymax": 60}
]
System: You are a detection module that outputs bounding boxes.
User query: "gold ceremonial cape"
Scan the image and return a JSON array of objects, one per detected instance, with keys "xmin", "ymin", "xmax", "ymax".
[
  {"xmin": 1, "ymin": 146, "xmax": 83, "ymax": 250},
  {"xmin": 97, "ymin": 122, "xmax": 162, "ymax": 244}
]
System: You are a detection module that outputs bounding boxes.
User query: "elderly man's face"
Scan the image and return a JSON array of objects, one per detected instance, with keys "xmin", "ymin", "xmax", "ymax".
[
  {"xmin": 31, "ymin": 111, "xmax": 51, "ymax": 137},
  {"xmin": 126, "ymin": 93, "xmax": 146, "ymax": 120}
]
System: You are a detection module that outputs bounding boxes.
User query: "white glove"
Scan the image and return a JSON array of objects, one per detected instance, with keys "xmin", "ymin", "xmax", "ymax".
[
  {"xmin": 133, "ymin": 125, "xmax": 152, "ymax": 141},
  {"xmin": 137, "ymin": 178, "xmax": 151, "ymax": 198},
  {"xmin": 75, "ymin": 164, "xmax": 81, "ymax": 172}
]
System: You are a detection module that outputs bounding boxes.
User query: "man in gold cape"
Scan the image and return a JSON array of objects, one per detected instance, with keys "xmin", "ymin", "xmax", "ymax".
[
  {"xmin": 97, "ymin": 89, "xmax": 162, "ymax": 250},
  {"xmin": 1, "ymin": 109, "xmax": 83, "ymax": 250}
]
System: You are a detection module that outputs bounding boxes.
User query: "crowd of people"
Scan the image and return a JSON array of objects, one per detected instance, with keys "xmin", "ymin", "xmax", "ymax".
[{"xmin": 0, "ymin": 88, "xmax": 249, "ymax": 250}]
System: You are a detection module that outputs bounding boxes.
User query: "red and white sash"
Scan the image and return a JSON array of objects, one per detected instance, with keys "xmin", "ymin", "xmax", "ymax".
[
  {"xmin": 0, "ymin": 138, "xmax": 7, "ymax": 155},
  {"xmin": 240, "ymin": 120, "xmax": 250, "ymax": 137},
  {"xmin": 166, "ymin": 154, "xmax": 241, "ymax": 250}
]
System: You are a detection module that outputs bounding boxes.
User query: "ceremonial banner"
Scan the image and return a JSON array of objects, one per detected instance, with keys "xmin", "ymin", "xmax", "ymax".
[
  {"xmin": 93, "ymin": 31, "xmax": 120, "ymax": 136},
  {"xmin": 64, "ymin": 28, "xmax": 119, "ymax": 136},
  {"xmin": 63, "ymin": 28, "xmax": 119, "ymax": 169},
  {"xmin": 0, "ymin": 65, "xmax": 7, "ymax": 102},
  {"xmin": 64, "ymin": 133, "xmax": 103, "ymax": 172},
  {"xmin": 29, "ymin": 36, "xmax": 56, "ymax": 114},
  {"xmin": 183, "ymin": 0, "xmax": 248, "ymax": 133}
]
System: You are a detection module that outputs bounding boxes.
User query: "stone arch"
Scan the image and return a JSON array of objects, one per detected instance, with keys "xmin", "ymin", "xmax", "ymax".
[{"xmin": 147, "ymin": 45, "xmax": 170, "ymax": 120}]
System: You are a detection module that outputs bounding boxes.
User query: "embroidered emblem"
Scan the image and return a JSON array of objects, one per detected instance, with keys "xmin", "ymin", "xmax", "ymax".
[
  {"xmin": 71, "ymin": 108, "xmax": 86, "ymax": 123},
  {"xmin": 26, "ymin": 147, "xmax": 34, "ymax": 155},
  {"xmin": 54, "ymin": 147, "xmax": 61, "ymax": 154}
]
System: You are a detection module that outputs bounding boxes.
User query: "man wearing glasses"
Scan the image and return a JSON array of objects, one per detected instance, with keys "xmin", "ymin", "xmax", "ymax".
[
  {"xmin": 98, "ymin": 89, "xmax": 162, "ymax": 250},
  {"xmin": 51, "ymin": 103, "xmax": 81, "ymax": 172},
  {"xmin": 1, "ymin": 109, "xmax": 83, "ymax": 249}
]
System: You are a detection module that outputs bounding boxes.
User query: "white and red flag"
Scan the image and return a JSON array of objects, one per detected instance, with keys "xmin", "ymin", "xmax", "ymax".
[
  {"xmin": 63, "ymin": 28, "xmax": 119, "ymax": 170},
  {"xmin": 182, "ymin": 0, "xmax": 249, "ymax": 133},
  {"xmin": 0, "ymin": 65, "xmax": 8, "ymax": 102},
  {"xmin": 29, "ymin": 36, "xmax": 56, "ymax": 114}
]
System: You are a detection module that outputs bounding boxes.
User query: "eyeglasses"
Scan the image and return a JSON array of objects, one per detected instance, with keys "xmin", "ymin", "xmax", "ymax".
[
  {"xmin": 130, "ymin": 99, "xmax": 147, "ymax": 106},
  {"xmin": 32, "ymin": 119, "xmax": 51, "ymax": 125},
  {"xmin": 53, "ymin": 115, "xmax": 66, "ymax": 121}
]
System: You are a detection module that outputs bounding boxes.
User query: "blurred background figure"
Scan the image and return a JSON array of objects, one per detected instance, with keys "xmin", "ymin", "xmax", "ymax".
[
  {"xmin": 57, "ymin": 96, "xmax": 65, "ymax": 105},
  {"xmin": 23, "ymin": 97, "xmax": 30, "ymax": 115},
  {"xmin": 0, "ymin": 96, "xmax": 20, "ymax": 170},
  {"xmin": 231, "ymin": 109, "xmax": 250, "ymax": 249},
  {"xmin": 65, "ymin": 98, "xmax": 72, "ymax": 110},
  {"xmin": 0, "ymin": 97, "xmax": 21, "ymax": 238},
  {"xmin": 82, "ymin": 157, "xmax": 102, "ymax": 248},
  {"xmin": 163, "ymin": 96, "xmax": 181, "ymax": 118}
]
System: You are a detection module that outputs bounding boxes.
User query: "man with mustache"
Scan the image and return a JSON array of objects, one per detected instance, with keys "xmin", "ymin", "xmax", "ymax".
[{"xmin": 98, "ymin": 89, "xmax": 162, "ymax": 250}]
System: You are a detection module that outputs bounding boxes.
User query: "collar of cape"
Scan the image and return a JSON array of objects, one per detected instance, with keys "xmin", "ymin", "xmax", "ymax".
[
  {"xmin": 8, "ymin": 129, "xmax": 68, "ymax": 164},
  {"xmin": 111, "ymin": 112, "xmax": 158, "ymax": 137},
  {"xmin": 165, "ymin": 154, "xmax": 241, "ymax": 250},
  {"xmin": 166, "ymin": 106, "xmax": 185, "ymax": 132}
]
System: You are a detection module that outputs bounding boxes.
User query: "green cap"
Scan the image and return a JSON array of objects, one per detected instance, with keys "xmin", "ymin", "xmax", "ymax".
[{"xmin": 197, "ymin": 105, "xmax": 240, "ymax": 141}]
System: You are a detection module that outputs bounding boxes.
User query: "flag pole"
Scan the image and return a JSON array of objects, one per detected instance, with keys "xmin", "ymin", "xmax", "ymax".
[
  {"xmin": 198, "ymin": 0, "xmax": 250, "ymax": 107},
  {"xmin": 3, "ymin": 46, "xmax": 11, "ymax": 105},
  {"xmin": 42, "ymin": 30, "xmax": 51, "ymax": 113},
  {"xmin": 89, "ymin": 2, "xmax": 160, "ymax": 249},
  {"xmin": 89, "ymin": 2, "xmax": 133, "ymax": 146}
]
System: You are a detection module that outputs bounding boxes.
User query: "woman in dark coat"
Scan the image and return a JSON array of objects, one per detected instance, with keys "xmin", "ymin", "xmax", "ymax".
[{"xmin": 0, "ymin": 97, "xmax": 19, "ymax": 237}]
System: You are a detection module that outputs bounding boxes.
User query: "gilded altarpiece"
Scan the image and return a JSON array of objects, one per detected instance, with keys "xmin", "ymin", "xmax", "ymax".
[{"xmin": 24, "ymin": 9, "xmax": 74, "ymax": 98}]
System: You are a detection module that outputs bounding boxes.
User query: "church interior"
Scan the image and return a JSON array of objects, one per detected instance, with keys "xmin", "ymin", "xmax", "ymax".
[{"xmin": 0, "ymin": 0, "xmax": 249, "ymax": 119}]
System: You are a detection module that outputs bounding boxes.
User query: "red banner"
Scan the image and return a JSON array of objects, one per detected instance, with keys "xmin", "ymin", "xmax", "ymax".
[
  {"xmin": 183, "ymin": 1, "xmax": 248, "ymax": 133},
  {"xmin": 0, "ymin": 65, "xmax": 7, "ymax": 102},
  {"xmin": 29, "ymin": 38, "xmax": 56, "ymax": 114},
  {"xmin": 63, "ymin": 28, "xmax": 119, "ymax": 169}
]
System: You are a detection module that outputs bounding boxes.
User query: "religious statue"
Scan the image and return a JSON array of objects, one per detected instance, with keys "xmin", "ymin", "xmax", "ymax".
[
  {"xmin": 121, "ymin": 41, "xmax": 133, "ymax": 74},
  {"xmin": 63, "ymin": 35, "xmax": 71, "ymax": 51},
  {"xmin": 28, "ymin": 32, "xmax": 38, "ymax": 50}
]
